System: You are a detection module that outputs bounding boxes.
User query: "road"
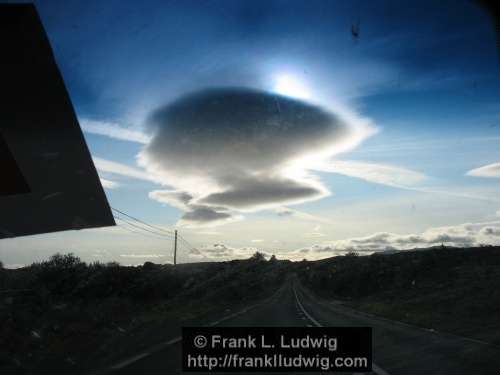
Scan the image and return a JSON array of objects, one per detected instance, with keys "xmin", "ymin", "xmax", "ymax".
[{"xmin": 103, "ymin": 277, "xmax": 500, "ymax": 374}]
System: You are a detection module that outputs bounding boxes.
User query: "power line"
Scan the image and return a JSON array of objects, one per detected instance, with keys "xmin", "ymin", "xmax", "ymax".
[
  {"xmin": 113, "ymin": 216, "xmax": 171, "ymax": 238},
  {"xmin": 178, "ymin": 234, "xmax": 196, "ymax": 250},
  {"xmin": 177, "ymin": 238, "xmax": 201, "ymax": 257},
  {"xmin": 178, "ymin": 234, "xmax": 207, "ymax": 259},
  {"xmin": 113, "ymin": 215, "xmax": 173, "ymax": 239},
  {"xmin": 174, "ymin": 230, "xmax": 177, "ymax": 265},
  {"xmin": 117, "ymin": 222, "xmax": 162, "ymax": 239},
  {"xmin": 114, "ymin": 217, "xmax": 171, "ymax": 240},
  {"xmin": 111, "ymin": 206, "xmax": 204, "ymax": 265},
  {"xmin": 111, "ymin": 207, "xmax": 175, "ymax": 236}
]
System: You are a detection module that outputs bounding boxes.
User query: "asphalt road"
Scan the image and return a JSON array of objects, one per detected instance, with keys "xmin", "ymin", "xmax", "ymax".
[{"xmin": 106, "ymin": 277, "xmax": 500, "ymax": 375}]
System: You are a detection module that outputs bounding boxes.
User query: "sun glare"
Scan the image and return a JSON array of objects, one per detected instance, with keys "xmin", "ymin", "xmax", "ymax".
[{"xmin": 273, "ymin": 74, "xmax": 312, "ymax": 100}]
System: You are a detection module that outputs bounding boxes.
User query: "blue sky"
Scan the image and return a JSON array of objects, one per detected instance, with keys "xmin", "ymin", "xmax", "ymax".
[{"xmin": 2, "ymin": 0, "xmax": 500, "ymax": 266}]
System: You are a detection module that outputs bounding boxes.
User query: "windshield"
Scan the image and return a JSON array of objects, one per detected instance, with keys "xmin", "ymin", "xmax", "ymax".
[{"xmin": 1, "ymin": 1, "xmax": 499, "ymax": 374}]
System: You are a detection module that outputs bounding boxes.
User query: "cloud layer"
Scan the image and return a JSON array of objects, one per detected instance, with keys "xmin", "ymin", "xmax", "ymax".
[
  {"xmin": 191, "ymin": 243, "xmax": 260, "ymax": 259},
  {"xmin": 189, "ymin": 221, "xmax": 500, "ymax": 261},
  {"xmin": 139, "ymin": 88, "xmax": 375, "ymax": 225},
  {"xmin": 303, "ymin": 221, "xmax": 500, "ymax": 256}
]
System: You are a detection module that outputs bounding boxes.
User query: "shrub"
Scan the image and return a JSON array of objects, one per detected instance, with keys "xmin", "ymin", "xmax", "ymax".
[
  {"xmin": 250, "ymin": 252, "xmax": 266, "ymax": 262},
  {"xmin": 35, "ymin": 253, "xmax": 87, "ymax": 296}
]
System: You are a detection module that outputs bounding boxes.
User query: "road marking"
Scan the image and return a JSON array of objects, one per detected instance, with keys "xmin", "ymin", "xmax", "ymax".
[
  {"xmin": 326, "ymin": 299, "xmax": 500, "ymax": 349},
  {"xmin": 293, "ymin": 284, "xmax": 390, "ymax": 375},
  {"xmin": 111, "ymin": 353, "xmax": 150, "ymax": 370},
  {"xmin": 372, "ymin": 363, "xmax": 391, "ymax": 375},
  {"xmin": 90, "ymin": 284, "xmax": 287, "ymax": 374}
]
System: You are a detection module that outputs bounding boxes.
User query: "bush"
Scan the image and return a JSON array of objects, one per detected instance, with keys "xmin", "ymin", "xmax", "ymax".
[
  {"xmin": 34, "ymin": 253, "xmax": 87, "ymax": 296},
  {"xmin": 250, "ymin": 252, "xmax": 266, "ymax": 262},
  {"xmin": 41, "ymin": 253, "xmax": 85, "ymax": 269},
  {"xmin": 345, "ymin": 251, "xmax": 359, "ymax": 257}
]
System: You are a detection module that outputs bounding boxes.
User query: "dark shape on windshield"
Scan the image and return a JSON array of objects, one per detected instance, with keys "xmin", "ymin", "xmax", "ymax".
[{"xmin": 0, "ymin": 4, "xmax": 115, "ymax": 238}]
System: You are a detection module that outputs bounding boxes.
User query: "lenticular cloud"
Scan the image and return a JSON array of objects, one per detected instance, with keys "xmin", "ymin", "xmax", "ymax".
[{"xmin": 138, "ymin": 88, "xmax": 375, "ymax": 226}]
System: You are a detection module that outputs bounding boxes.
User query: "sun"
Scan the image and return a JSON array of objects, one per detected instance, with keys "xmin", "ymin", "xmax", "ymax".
[{"xmin": 273, "ymin": 74, "xmax": 312, "ymax": 100}]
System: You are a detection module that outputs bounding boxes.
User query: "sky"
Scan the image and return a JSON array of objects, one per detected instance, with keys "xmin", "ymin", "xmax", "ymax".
[{"xmin": 2, "ymin": 0, "xmax": 500, "ymax": 266}]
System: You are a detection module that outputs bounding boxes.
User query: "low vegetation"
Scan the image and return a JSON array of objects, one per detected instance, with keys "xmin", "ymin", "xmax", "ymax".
[
  {"xmin": 2, "ymin": 246, "xmax": 500, "ymax": 374},
  {"xmin": 0, "ymin": 252, "xmax": 288, "ymax": 375},
  {"xmin": 296, "ymin": 246, "xmax": 500, "ymax": 344}
]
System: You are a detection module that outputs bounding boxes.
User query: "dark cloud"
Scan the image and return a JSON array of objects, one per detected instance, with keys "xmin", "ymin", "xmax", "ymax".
[
  {"xmin": 481, "ymin": 227, "xmax": 500, "ymax": 236},
  {"xmin": 338, "ymin": 231, "xmax": 476, "ymax": 250},
  {"xmin": 144, "ymin": 88, "xmax": 347, "ymax": 172},
  {"xmin": 275, "ymin": 208, "xmax": 294, "ymax": 217},
  {"xmin": 200, "ymin": 174, "xmax": 324, "ymax": 210},
  {"xmin": 149, "ymin": 190, "xmax": 193, "ymax": 210},
  {"xmin": 198, "ymin": 245, "xmax": 232, "ymax": 258},
  {"xmin": 149, "ymin": 190, "xmax": 237, "ymax": 226},
  {"xmin": 182, "ymin": 207, "xmax": 232, "ymax": 223},
  {"xmin": 139, "ymin": 88, "xmax": 371, "ymax": 225}
]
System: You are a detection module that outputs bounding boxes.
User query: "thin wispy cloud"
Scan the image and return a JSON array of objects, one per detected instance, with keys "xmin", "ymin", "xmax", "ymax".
[
  {"xmin": 119, "ymin": 253, "xmax": 167, "ymax": 258},
  {"xmin": 304, "ymin": 225, "xmax": 326, "ymax": 238},
  {"xmin": 274, "ymin": 207, "xmax": 334, "ymax": 224},
  {"xmin": 316, "ymin": 160, "xmax": 500, "ymax": 204},
  {"xmin": 466, "ymin": 162, "xmax": 500, "ymax": 178},
  {"xmin": 99, "ymin": 178, "xmax": 120, "ymax": 189},
  {"xmin": 93, "ymin": 157, "xmax": 158, "ymax": 183},
  {"xmin": 316, "ymin": 160, "xmax": 427, "ymax": 188},
  {"xmin": 81, "ymin": 119, "xmax": 151, "ymax": 144},
  {"xmin": 409, "ymin": 186, "xmax": 500, "ymax": 203}
]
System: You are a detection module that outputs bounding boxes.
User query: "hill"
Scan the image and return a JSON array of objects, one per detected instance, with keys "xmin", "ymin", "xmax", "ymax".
[
  {"xmin": 294, "ymin": 246, "xmax": 500, "ymax": 344},
  {"xmin": 1, "ymin": 246, "xmax": 500, "ymax": 373}
]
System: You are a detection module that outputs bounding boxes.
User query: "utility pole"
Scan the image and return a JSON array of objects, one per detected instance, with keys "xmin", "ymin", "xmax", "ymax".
[{"xmin": 174, "ymin": 230, "xmax": 178, "ymax": 266}]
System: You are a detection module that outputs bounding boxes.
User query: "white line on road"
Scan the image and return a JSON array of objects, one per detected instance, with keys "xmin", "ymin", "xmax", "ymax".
[
  {"xmin": 111, "ymin": 353, "xmax": 150, "ymax": 370},
  {"xmin": 293, "ymin": 284, "xmax": 390, "ymax": 375},
  {"xmin": 327, "ymin": 300, "xmax": 500, "ymax": 349},
  {"xmin": 91, "ymin": 284, "xmax": 286, "ymax": 374}
]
